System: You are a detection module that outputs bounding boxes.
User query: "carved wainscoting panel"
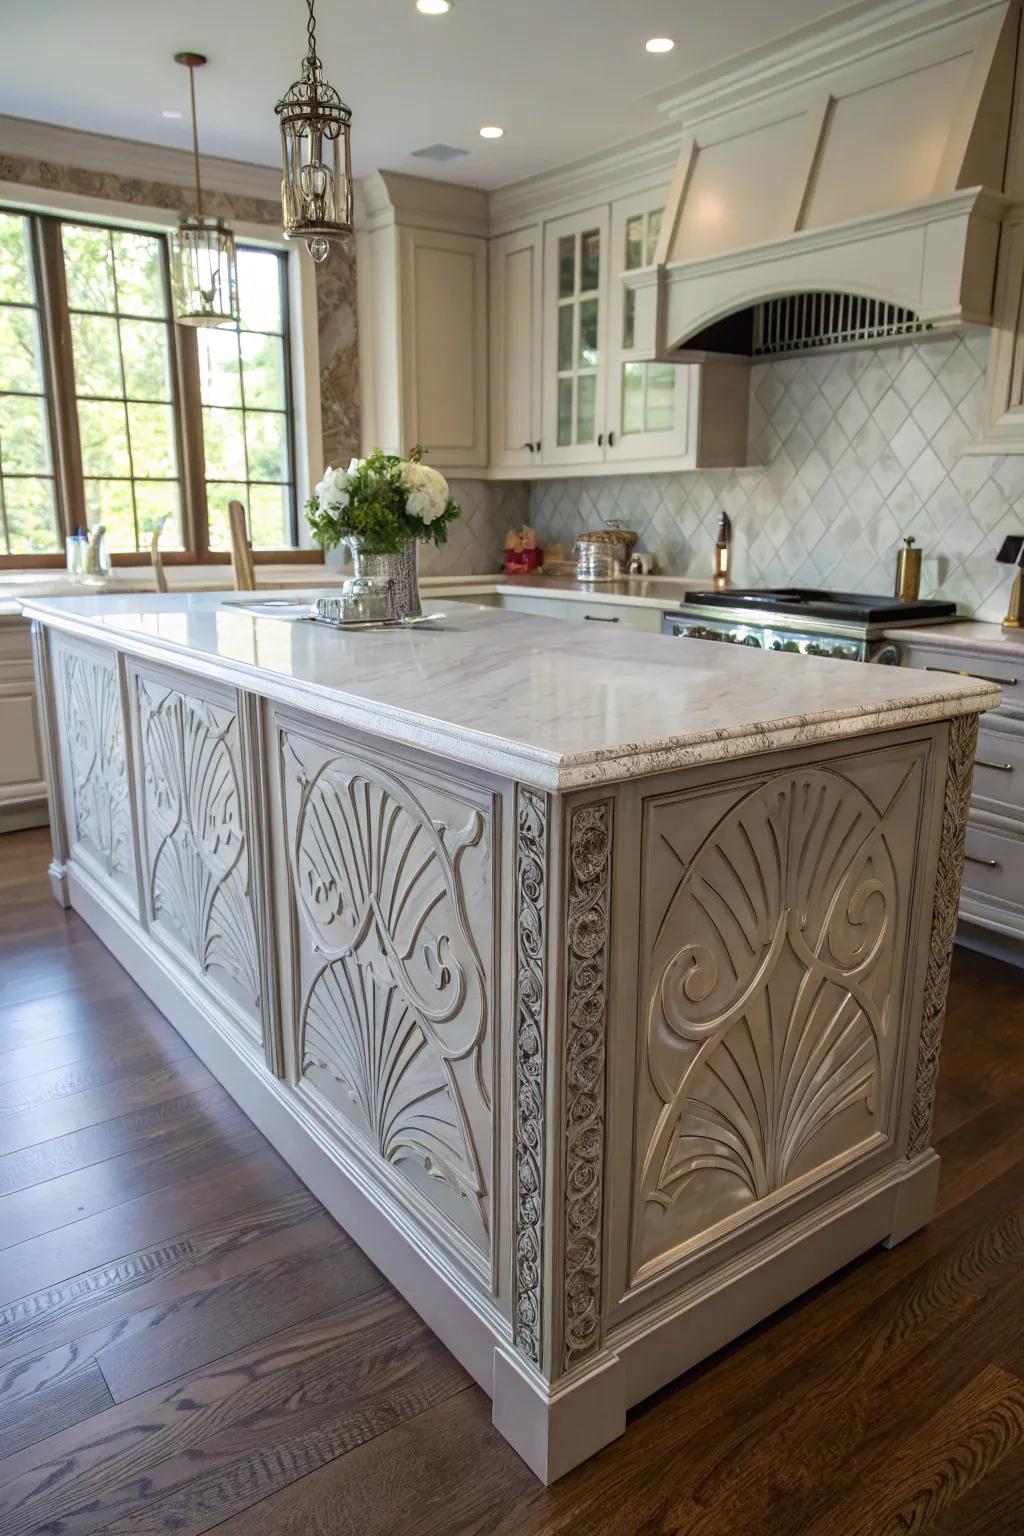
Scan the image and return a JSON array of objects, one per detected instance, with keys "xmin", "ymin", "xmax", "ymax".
[
  {"xmin": 562, "ymin": 799, "xmax": 612, "ymax": 1371},
  {"xmin": 280, "ymin": 727, "xmax": 495, "ymax": 1267},
  {"xmin": 57, "ymin": 644, "xmax": 135, "ymax": 901},
  {"xmin": 512, "ymin": 785, "xmax": 548, "ymax": 1366},
  {"xmin": 631, "ymin": 744, "xmax": 928, "ymax": 1284},
  {"xmin": 135, "ymin": 673, "xmax": 262, "ymax": 1046}
]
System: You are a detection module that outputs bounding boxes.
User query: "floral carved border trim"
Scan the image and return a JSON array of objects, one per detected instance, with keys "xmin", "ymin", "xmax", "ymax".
[
  {"xmin": 512, "ymin": 786, "xmax": 548, "ymax": 1365},
  {"xmin": 563, "ymin": 798, "xmax": 612, "ymax": 1370},
  {"xmin": 907, "ymin": 711, "xmax": 979, "ymax": 1157}
]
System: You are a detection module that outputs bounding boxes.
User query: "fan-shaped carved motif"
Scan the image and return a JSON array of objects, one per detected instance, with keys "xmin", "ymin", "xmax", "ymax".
[
  {"xmin": 62, "ymin": 653, "xmax": 131, "ymax": 878},
  {"xmin": 287, "ymin": 743, "xmax": 490, "ymax": 1230},
  {"xmin": 139, "ymin": 682, "xmax": 259, "ymax": 1007},
  {"xmin": 641, "ymin": 768, "xmax": 907, "ymax": 1230}
]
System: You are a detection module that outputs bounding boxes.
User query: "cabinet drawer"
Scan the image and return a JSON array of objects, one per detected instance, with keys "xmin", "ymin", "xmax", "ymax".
[
  {"xmin": 500, "ymin": 594, "xmax": 573, "ymax": 619},
  {"xmin": 900, "ymin": 644, "xmax": 1020, "ymax": 716},
  {"xmin": 972, "ymin": 720, "xmax": 1024, "ymax": 820},
  {"xmin": 565, "ymin": 601, "xmax": 663, "ymax": 634},
  {"xmin": 961, "ymin": 820, "xmax": 1024, "ymax": 912}
]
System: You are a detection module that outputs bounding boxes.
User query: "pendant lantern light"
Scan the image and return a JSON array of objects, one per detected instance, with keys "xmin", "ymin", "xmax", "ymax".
[
  {"xmin": 275, "ymin": 0, "xmax": 353, "ymax": 263},
  {"xmin": 170, "ymin": 52, "xmax": 239, "ymax": 326}
]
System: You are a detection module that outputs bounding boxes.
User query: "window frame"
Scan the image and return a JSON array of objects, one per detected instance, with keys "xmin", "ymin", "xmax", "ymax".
[{"xmin": 0, "ymin": 204, "xmax": 317, "ymax": 569}]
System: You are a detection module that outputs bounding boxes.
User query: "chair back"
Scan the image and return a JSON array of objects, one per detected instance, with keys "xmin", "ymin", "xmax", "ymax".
[{"xmin": 228, "ymin": 500, "xmax": 256, "ymax": 591}]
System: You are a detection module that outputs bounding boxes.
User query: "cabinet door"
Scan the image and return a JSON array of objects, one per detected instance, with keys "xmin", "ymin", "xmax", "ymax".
[
  {"xmin": 398, "ymin": 227, "xmax": 488, "ymax": 469},
  {"xmin": 605, "ymin": 191, "xmax": 694, "ymax": 464},
  {"xmin": 489, "ymin": 227, "xmax": 542, "ymax": 469},
  {"xmin": 541, "ymin": 206, "xmax": 609, "ymax": 466}
]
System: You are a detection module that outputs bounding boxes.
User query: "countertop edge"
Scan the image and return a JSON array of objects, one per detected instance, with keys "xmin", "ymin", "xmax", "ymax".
[{"xmin": 25, "ymin": 602, "xmax": 1000, "ymax": 792}]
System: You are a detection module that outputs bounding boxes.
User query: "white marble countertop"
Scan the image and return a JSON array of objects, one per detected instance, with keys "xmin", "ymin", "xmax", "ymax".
[
  {"xmin": 883, "ymin": 619, "xmax": 1024, "ymax": 658},
  {"xmin": 24, "ymin": 590, "xmax": 999, "ymax": 790},
  {"xmin": 0, "ymin": 569, "xmax": 708, "ymax": 619}
]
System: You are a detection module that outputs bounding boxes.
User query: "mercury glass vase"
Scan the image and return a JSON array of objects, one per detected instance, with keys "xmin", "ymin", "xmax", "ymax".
[{"xmin": 347, "ymin": 536, "xmax": 422, "ymax": 619}]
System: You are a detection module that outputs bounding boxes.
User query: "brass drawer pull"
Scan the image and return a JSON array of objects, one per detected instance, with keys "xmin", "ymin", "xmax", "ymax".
[
  {"xmin": 925, "ymin": 665, "xmax": 1016, "ymax": 686},
  {"xmin": 975, "ymin": 759, "xmax": 1014, "ymax": 772},
  {"xmin": 964, "ymin": 854, "xmax": 1001, "ymax": 868},
  {"xmin": 584, "ymin": 614, "xmax": 619, "ymax": 623}
]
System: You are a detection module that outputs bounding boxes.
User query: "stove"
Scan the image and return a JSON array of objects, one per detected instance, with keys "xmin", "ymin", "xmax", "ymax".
[{"xmin": 662, "ymin": 587, "xmax": 957, "ymax": 663}]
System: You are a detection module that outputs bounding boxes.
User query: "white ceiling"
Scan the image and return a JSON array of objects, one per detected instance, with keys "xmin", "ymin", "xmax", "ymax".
[{"xmin": 2, "ymin": 0, "xmax": 866, "ymax": 189}]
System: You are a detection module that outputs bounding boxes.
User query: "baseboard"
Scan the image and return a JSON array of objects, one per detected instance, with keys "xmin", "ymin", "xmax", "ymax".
[{"xmin": 0, "ymin": 798, "xmax": 49, "ymax": 834}]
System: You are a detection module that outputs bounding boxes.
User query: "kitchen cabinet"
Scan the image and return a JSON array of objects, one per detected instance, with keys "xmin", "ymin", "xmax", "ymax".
[
  {"xmin": 357, "ymin": 174, "xmax": 489, "ymax": 474},
  {"xmin": 489, "ymin": 226, "xmax": 543, "ymax": 469},
  {"xmin": 490, "ymin": 590, "xmax": 664, "ymax": 633},
  {"xmin": 541, "ymin": 205, "xmax": 611, "ymax": 466},
  {"xmin": 535, "ymin": 195, "xmax": 748, "ymax": 474},
  {"xmin": 0, "ymin": 616, "xmax": 47, "ymax": 832},
  {"xmin": 899, "ymin": 634, "xmax": 1024, "ymax": 954}
]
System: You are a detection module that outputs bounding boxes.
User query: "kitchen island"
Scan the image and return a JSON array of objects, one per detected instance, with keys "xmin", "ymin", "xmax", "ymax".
[{"xmin": 24, "ymin": 591, "xmax": 998, "ymax": 1481}]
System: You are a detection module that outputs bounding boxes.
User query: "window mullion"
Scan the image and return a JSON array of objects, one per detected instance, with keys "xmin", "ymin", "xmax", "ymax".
[
  {"xmin": 160, "ymin": 233, "xmax": 204, "ymax": 560},
  {"xmin": 34, "ymin": 216, "xmax": 82, "ymax": 542}
]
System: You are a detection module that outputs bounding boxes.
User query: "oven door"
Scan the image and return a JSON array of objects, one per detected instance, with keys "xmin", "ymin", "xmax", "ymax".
[{"xmin": 661, "ymin": 614, "xmax": 764, "ymax": 647}]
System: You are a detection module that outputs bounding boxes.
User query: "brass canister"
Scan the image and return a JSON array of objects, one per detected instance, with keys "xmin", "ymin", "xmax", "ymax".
[{"xmin": 895, "ymin": 536, "xmax": 922, "ymax": 602}]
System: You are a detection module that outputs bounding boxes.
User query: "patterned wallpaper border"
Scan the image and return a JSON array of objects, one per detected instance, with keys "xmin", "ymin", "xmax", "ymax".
[{"xmin": 0, "ymin": 149, "xmax": 360, "ymax": 469}]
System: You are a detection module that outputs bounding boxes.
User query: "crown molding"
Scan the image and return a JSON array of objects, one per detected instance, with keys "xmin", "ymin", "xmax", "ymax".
[
  {"xmin": 486, "ymin": 125, "xmax": 681, "ymax": 233},
  {"xmin": 356, "ymin": 169, "xmax": 490, "ymax": 237},
  {"xmin": 651, "ymin": 0, "xmax": 1010, "ymax": 129},
  {"xmin": 0, "ymin": 114, "xmax": 281, "ymax": 203}
]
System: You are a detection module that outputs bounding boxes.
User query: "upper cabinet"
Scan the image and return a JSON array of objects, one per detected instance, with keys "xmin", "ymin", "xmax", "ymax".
[
  {"xmin": 542, "ymin": 205, "xmax": 610, "ymax": 466},
  {"xmin": 489, "ymin": 226, "xmax": 542, "ymax": 469},
  {"xmin": 356, "ymin": 168, "xmax": 748, "ymax": 480},
  {"xmin": 357, "ymin": 173, "xmax": 489, "ymax": 473}
]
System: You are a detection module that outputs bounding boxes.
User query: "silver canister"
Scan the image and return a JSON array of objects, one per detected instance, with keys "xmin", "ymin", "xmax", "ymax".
[{"xmin": 575, "ymin": 528, "xmax": 638, "ymax": 581}]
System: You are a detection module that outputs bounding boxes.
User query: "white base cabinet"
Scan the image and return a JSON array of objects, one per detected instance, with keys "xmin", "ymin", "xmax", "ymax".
[{"xmin": 0, "ymin": 614, "xmax": 47, "ymax": 832}]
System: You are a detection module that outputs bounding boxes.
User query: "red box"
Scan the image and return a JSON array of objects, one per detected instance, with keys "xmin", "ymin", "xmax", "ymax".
[{"xmin": 504, "ymin": 547, "xmax": 543, "ymax": 574}]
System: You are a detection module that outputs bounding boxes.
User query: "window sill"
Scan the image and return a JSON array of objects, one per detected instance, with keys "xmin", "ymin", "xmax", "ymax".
[{"xmin": 0, "ymin": 561, "xmax": 350, "ymax": 616}]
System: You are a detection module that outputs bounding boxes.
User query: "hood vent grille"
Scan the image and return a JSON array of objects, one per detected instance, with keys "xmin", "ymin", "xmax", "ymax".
[{"xmin": 753, "ymin": 293, "xmax": 928, "ymax": 358}]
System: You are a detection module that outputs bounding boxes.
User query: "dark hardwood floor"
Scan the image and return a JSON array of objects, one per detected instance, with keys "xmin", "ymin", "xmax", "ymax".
[{"xmin": 1, "ymin": 826, "xmax": 1022, "ymax": 1535}]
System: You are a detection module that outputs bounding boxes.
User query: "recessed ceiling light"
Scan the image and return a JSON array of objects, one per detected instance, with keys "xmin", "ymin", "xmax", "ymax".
[
  {"xmin": 416, "ymin": 0, "xmax": 451, "ymax": 13},
  {"xmin": 645, "ymin": 37, "xmax": 675, "ymax": 53},
  {"xmin": 480, "ymin": 125, "xmax": 504, "ymax": 139},
  {"xmin": 162, "ymin": 109, "xmax": 183, "ymax": 118}
]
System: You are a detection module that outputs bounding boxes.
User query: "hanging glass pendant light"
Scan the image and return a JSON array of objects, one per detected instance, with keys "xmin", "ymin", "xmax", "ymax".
[
  {"xmin": 276, "ymin": 0, "xmax": 353, "ymax": 263},
  {"xmin": 170, "ymin": 52, "xmax": 239, "ymax": 326}
]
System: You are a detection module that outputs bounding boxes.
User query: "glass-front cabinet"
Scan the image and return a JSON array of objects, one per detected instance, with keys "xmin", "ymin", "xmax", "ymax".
[
  {"xmin": 541, "ymin": 206, "xmax": 609, "ymax": 465},
  {"xmin": 605, "ymin": 189, "xmax": 695, "ymax": 465}
]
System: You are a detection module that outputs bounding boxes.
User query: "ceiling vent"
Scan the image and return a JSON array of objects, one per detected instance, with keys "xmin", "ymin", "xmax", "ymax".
[{"xmin": 410, "ymin": 142, "xmax": 468, "ymax": 162}]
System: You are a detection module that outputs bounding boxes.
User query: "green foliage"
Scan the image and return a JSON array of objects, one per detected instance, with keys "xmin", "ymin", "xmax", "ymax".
[{"xmin": 305, "ymin": 449, "xmax": 460, "ymax": 555}]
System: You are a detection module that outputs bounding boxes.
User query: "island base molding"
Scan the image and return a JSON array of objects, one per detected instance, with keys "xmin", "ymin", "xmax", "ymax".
[{"xmin": 66, "ymin": 854, "xmax": 942, "ymax": 1485}]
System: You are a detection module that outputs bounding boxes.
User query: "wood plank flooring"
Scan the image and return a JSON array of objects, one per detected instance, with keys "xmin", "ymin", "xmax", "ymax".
[{"xmin": 1, "ymin": 827, "xmax": 1022, "ymax": 1535}]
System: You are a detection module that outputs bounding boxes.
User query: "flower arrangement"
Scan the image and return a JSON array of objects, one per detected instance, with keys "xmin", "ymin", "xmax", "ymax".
[{"xmin": 305, "ymin": 447, "xmax": 460, "ymax": 555}]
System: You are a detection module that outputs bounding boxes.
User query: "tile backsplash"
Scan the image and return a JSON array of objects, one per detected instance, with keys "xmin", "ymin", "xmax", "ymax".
[
  {"xmin": 529, "ymin": 329, "xmax": 1024, "ymax": 622},
  {"xmin": 422, "ymin": 479, "xmax": 529, "ymax": 576}
]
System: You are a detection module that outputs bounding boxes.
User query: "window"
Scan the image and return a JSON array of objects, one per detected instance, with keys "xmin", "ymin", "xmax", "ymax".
[
  {"xmin": 198, "ymin": 249, "xmax": 294, "ymax": 552},
  {"xmin": 63, "ymin": 222, "xmax": 183, "ymax": 554},
  {"xmin": 0, "ymin": 206, "xmax": 305, "ymax": 567},
  {"xmin": 0, "ymin": 212, "xmax": 59, "ymax": 556}
]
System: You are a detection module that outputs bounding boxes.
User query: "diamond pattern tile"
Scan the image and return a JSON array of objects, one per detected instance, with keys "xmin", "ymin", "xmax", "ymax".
[{"xmin": 525, "ymin": 331, "xmax": 1021, "ymax": 620}]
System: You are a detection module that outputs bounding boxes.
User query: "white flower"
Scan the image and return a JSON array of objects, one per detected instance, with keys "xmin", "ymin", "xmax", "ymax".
[
  {"xmin": 400, "ymin": 461, "xmax": 449, "ymax": 525},
  {"xmin": 314, "ymin": 464, "xmax": 351, "ymax": 511}
]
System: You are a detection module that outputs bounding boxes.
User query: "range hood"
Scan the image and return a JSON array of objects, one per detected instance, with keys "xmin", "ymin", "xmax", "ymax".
[{"xmin": 628, "ymin": 0, "xmax": 1022, "ymax": 360}]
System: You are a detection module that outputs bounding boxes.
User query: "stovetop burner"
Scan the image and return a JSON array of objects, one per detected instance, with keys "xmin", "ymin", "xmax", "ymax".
[{"xmin": 682, "ymin": 587, "xmax": 957, "ymax": 625}]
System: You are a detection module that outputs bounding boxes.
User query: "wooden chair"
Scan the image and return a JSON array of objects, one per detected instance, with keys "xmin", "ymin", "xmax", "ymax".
[
  {"xmin": 149, "ymin": 514, "xmax": 170, "ymax": 593},
  {"xmin": 228, "ymin": 499, "xmax": 256, "ymax": 591}
]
